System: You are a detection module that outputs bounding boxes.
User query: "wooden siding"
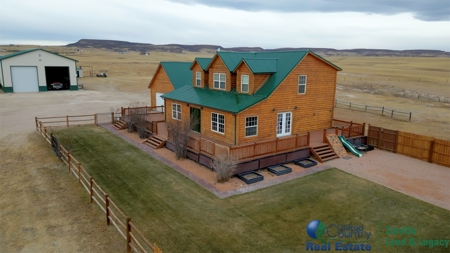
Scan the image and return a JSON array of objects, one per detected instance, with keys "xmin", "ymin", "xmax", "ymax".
[
  {"xmin": 191, "ymin": 62, "xmax": 206, "ymax": 88},
  {"xmin": 235, "ymin": 63, "xmax": 270, "ymax": 94},
  {"xmin": 164, "ymin": 98, "xmax": 236, "ymax": 145},
  {"xmin": 208, "ymin": 57, "xmax": 233, "ymax": 91},
  {"xmin": 149, "ymin": 66, "xmax": 174, "ymax": 107},
  {"xmin": 254, "ymin": 74, "xmax": 270, "ymax": 93},
  {"xmin": 236, "ymin": 53, "xmax": 338, "ymax": 145}
]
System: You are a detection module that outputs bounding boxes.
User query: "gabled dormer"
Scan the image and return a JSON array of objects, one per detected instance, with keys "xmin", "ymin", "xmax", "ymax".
[
  {"xmin": 205, "ymin": 55, "xmax": 235, "ymax": 92},
  {"xmin": 233, "ymin": 58, "xmax": 277, "ymax": 94},
  {"xmin": 190, "ymin": 57, "xmax": 211, "ymax": 88}
]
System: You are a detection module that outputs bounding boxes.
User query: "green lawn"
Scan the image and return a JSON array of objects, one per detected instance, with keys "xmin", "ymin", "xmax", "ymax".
[{"xmin": 53, "ymin": 126, "xmax": 450, "ymax": 253}]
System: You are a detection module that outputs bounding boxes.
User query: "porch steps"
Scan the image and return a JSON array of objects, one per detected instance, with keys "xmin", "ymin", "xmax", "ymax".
[
  {"xmin": 144, "ymin": 135, "xmax": 166, "ymax": 149},
  {"xmin": 113, "ymin": 120, "xmax": 127, "ymax": 130},
  {"xmin": 310, "ymin": 144, "xmax": 339, "ymax": 163},
  {"xmin": 326, "ymin": 133, "xmax": 348, "ymax": 158}
]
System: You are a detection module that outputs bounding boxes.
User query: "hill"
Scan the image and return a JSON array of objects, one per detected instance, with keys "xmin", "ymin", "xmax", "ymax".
[{"xmin": 66, "ymin": 39, "xmax": 450, "ymax": 57}]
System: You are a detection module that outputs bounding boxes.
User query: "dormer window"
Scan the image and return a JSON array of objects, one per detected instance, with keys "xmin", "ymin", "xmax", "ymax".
[
  {"xmin": 213, "ymin": 73, "xmax": 226, "ymax": 90},
  {"xmin": 241, "ymin": 75, "xmax": 249, "ymax": 93},
  {"xmin": 196, "ymin": 72, "xmax": 201, "ymax": 86},
  {"xmin": 298, "ymin": 75, "xmax": 307, "ymax": 94}
]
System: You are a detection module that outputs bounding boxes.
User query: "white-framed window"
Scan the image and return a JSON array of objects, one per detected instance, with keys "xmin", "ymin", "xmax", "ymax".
[
  {"xmin": 245, "ymin": 116, "xmax": 258, "ymax": 137},
  {"xmin": 196, "ymin": 72, "xmax": 201, "ymax": 87},
  {"xmin": 172, "ymin": 103, "xmax": 181, "ymax": 120},
  {"xmin": 277, "ymin": 112, "xmax": 292, "ymax": 137},
  {"xmin": 211, "ymin": 112, "xmax": 225, "ymax": 134},
  {"xmin": 213, "ymin": 73, "xmax": 226, "ymax": 90},
  {"xmin": 241, "ymin": 75, "xmax": 249, "ymax": 93},
  {"xmin": 298, "ymin": 75, "xmax": 307, "ymax": 94}
]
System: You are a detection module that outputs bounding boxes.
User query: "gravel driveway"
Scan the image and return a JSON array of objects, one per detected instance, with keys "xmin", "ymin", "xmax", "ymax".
[{"xmin": 327, "ymin": 149, "xmax": 450, "ymax": 210}]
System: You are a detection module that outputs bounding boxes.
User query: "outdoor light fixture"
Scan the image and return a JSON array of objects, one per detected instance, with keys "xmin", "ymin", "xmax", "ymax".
[{"xmin": 272, "ymin": 108, "xmax": 277, "ymax": 112}]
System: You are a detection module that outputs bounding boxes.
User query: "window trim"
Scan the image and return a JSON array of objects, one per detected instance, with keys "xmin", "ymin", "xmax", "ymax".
[
  {"xmin": 172, "ymin": 103, "xmax": 181, "ymax": 120},
  {"xmin": 211, "ymin": 112, "xmax": 225, "ymax": 134},
  {"xmin": 213, "ymin": 73, "xmax": 226, "ymax": 90},
  {"xmin": 298, "ymin": 75, "xmax": 307, "ymax": 94},
  {"xmin": 195, "ymin": 72, "xmax": 201, "ymax": 87},
  {"xmin": 245, "ymin": 116, "xmax": 258, "ymax": 137},
  {"xmin": 241, "ymin": 75, "xmax": 249, "ymax": 93}
]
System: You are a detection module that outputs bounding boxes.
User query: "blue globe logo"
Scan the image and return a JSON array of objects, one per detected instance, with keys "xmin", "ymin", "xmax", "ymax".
[{"xmin": 306, "ymin": 220, "xmax": 326, "ymax": 239}]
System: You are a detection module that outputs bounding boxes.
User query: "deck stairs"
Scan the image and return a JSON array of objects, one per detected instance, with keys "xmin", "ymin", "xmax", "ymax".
[
  {"xmin": 326, "ymin": 133, "xmax": 348, "ymax": 158},
  {"xmin": 144, "ymin": 135, "xmax": 166, "ymax": 149},
  {"xmin": 113, "ymin": 120, "xmax": 127, "ymax": 130},
  {"xmin": 310, "ymin": 144, "xmax": 339, "ymax": 163}
]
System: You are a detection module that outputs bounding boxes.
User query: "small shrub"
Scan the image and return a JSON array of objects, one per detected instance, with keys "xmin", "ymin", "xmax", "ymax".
[{"xmin": 212, "ymin": 154, "xmax": 238, "ymax": 183}]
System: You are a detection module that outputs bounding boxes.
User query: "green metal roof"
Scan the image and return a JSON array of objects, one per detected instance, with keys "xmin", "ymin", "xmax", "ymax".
[
  {"xmin": 193, "ymin": 57, "xmax": 212, "ymax": 70},
  {"xmin": 161, "ymin": 86, "xmax": 266, "ymax": 113},
  {"xmin": 163, "ymin": 50, "xmax": 341, "ymax": 113},
  {"xmin": 161, "ymin": 62, "xmax": 192, "ymax": 89},
  {"xmin": 0, "ymin": 48, "xmax": 78, "ymax": 62},
  {"xmin": 238, "ymin": 58, "xmax": 278, "ymax": 73}
]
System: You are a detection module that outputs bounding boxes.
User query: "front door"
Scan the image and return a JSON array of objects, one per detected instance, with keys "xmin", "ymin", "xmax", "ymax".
[
  {"xmin": 276, "ymin": 112, "xmax": 292, "ymax": 137},
  {"xmin": 190, "ymin": 108, "xmax": 201, "ymax": 132}
]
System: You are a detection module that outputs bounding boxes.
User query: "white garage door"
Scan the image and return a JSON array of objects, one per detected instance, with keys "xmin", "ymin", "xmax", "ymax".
[
  {"xmin": 11, "ymin": 66, "xmax": 39, "ymax": 92},
  {"xmin": 156, "ymin": 92, "xmax": 164, "ymax": 112}
]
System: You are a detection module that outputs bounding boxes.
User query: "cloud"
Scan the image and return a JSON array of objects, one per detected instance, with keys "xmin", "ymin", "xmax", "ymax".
[{"xmin": 167, "ymin": 0, "xmax": 450, "ymax": 21}]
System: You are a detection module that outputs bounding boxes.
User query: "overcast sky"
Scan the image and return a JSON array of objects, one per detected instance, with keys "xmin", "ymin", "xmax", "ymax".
[{"xmin": 1, "ymin": 0, "xmax": 449, "ymax": 50}]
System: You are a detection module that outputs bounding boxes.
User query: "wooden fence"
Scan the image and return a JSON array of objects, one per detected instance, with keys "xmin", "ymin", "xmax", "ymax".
[
  {"xmin": 335, "ymin": 99, "xmax": 412, "ymax": 121},
  {"xmin": 367, "ymin": 125, "xmax": 450, "ymax": 167},
  {"xmin": 36, "ymin": 121, "xmax": 162, "ymax": 253},
  {"xmin": 184, "ymin": 133, "xmax": 309, "ymax": 160}
]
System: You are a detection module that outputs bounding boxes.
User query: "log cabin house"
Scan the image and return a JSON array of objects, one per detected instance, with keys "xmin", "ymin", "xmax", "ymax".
[{"xmin": 143, "ymin": 50, "xmax": 359, "ymax": 174}]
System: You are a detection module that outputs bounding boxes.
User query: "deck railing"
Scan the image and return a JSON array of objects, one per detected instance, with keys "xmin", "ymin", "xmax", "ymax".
[{"xmin": 185, "ymin": 133, "xmax": 309, "ymax": 161}]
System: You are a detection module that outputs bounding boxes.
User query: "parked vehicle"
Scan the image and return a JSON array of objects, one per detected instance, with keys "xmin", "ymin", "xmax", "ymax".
[{"xmin": 49, "ymin": 82, "xmax": 64, "ymax": 90}]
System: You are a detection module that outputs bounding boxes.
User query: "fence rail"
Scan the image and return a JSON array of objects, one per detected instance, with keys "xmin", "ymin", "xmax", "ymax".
[
  {"xmin": 335, "ymin": 100, "xmax": 412, "ymax": 121},
  {"xmin": 36, "ymin": 119, "xmax": 162, "ymax": 253},
  {"xmin": 368, "ymin": 125, "xmax": 450, "ymax": 167}
]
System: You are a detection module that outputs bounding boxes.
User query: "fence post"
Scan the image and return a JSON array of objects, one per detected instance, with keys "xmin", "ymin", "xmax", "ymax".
[
  {"xmin": 362, "ymin": 123, "xmax": 366, "ymax": 136},
  {"xmin": 35, "ymin": 117, "xmax": 38, "ymax": 130},
  {"xmin": 94, "ymin": 114, "xmax": 98, "ymax": 126},
  {"xmin": 68, "ymin": 152, "xmax": 71, "ymax": 173},
  {"xmin": 66, "ymin": 115, "xmax": 69, "ymax": 127},
  {"xmin": 90, "ymin": 177, "xmax": 93, "ymax": 204},
  {"xmin": 428, "ymin": 140, "xmax": 435, "ymax": 163},
  {"xmin": 391, "ymin": 110, "xmax": 394, "ymax": 118},
  {"xmin": 409, "ymin": 112, "xmax": 412, "ymax": 122},
  {"xmin": 126, "ymin": 218, "xmax": 131, "ymax": 253},
  {"xmin": 39, "ymin": 121, "xmax": 43, "ymax": 133},
  {"xmin": 78, "ymin": 163, "xmax": 81, "ymax": 184},
  {"xmin": 105, "ymin": 194, "xmax": 110, "ymax": 225},
  {"xmin": 111, "ymin": 112, "xmax": 115, "ymax": 124},
  {"xmin": 378, "ymin": 129, "xmax": 383, "ymax": 149},
  {"xmin": 382, "ymin": 107, "xmax": 384, "ymax": 116},
  {"xmin": 121, "ymin": 107, "xmax": 124, "ymax": 116}
]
